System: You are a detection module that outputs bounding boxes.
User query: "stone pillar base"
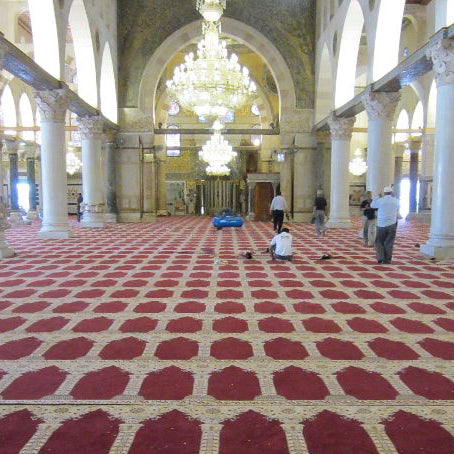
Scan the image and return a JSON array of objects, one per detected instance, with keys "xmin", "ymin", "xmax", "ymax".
[
  {"xmin": 247, "ymin": 213, "xmax": 255, "ymax": 221},
  {"xmin": 38, "ymin": 226, "xmax": 73, "ymax": 239},
  {"xmin": 0, "ymin": 233, "xmax": 15, "ymax": 258},
  {"xmin": 406, "ymin": 212, "xmax": 431, "ymax": 224},
  {"xmin": 27, "ymin": 210, "xmax": 38, "ymax": 220},
  {"xmin": 105, "ymin": 213, "xmax": 118, "ymax": 223},
  {"xmin": 118, "ymin": 212, "xmax": 141, "ymax": 223},
  {"xmin": 9, "ymin": 211, "xmax": 23, "ymax": 224},
  {"xmin": 157, "ymin": 209, "xmax": 168, "ymax": 216},
  {"xmin": 81, "ymin": 212, "xmax": 106, "ymax": 229},
  {"xmin": 420, "ymin": 243, "xmax": 454, "ymax": 260},
  {"xmin": 293, "ymin": 211, "xmax": 312, "ymax": 223},
  {"xmin": 142, "ymin": 213, "xmax": 157, "ymax": 223},
  {"xmin": 326, "ymin": 218, "xmax": 353, "ymax": 229}
]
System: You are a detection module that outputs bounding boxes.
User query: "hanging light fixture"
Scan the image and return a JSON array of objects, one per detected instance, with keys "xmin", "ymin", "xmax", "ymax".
[
  {"xmin": 166, "ymin": 0, "xmax": 256, "ymax": 118},
  {"xmin": 199, "ymin": 120, "xmax": 237, "ymax": 176},
  {"xmin": 66, "ymin": 150, "xmax": 82, "ymax": 175},
  {"xmin": 349, "ymin": 148, "xmax": 368, "ymax": 176}
]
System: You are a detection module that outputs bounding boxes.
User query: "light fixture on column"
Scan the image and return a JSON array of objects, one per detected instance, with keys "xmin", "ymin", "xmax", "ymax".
[
  {"xmin": 166, "ymin": 0, "xmax": 256, "ymax": 118},
  {"xmin": 349, "ymin": 148, "xmax": 368, "ymax": 176},
  {"xmin": 199, "ymin": 120, "xmax": 237, "ymax": 176}
]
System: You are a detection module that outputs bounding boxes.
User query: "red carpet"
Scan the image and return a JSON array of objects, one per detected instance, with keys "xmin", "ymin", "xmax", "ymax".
[{"xmin": 0, "ymin": 217, "xmax": 454, "ymax": 453}]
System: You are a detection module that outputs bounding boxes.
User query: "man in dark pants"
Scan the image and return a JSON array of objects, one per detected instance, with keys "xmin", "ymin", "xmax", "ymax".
[
  {"xmin": 270, "ymin": 191, "xmax": 288, "ymax": 233},
  {"xmin": 76, "ymin": 193, "xmax": 83, "ymax": 222},
  {"xmin": 371, "ymin": 186, "xmax": 400, "ymax": 264}
]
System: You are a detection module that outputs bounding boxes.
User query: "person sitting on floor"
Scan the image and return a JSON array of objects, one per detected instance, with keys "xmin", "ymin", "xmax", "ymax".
[{"xmin": 270, "ymin": 227, "xmax": 293, "ymax": 261}]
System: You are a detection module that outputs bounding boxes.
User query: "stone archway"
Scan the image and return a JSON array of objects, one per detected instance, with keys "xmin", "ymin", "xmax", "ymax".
[{"xmin": 137, "ymin": 17, "xmax": 297, "ymax": 125}]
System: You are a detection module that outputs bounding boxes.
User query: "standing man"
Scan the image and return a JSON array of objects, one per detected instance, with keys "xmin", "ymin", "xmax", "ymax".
[
  {"xmin": 371, "ymin": 186, "xmax": 400, "ymax": 264},
  {"xmin": 76, "ymin": 193, "xmax": 83, "ymax": 222},
  {"xmin": 270, "ymin": 190, "xmax": 288, "ymax": 233},
  {"xmin": 360, "ymin": 192, "xmax": 376, "ymax": 246},
  {"xmin": 313, "ymin": 189, "xmax": 327, "ymax": 237}
]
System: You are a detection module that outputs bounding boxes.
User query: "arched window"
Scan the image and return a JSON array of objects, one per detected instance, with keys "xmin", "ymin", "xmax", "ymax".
[
  {"xmin": 19, "ymin": 93, "xmax": 34, "ymax": 142},
  {"xmin": 394, "ymin": 109, "xmax": 409, "ymax": 144},
  {"xmin": 251, "ymin": 125, "xmax": 262, "ymax": 147},
  {"xmin": 168, "ymin": 102, "xmax": 180, "ymax": 116},
  {"xmin": 411, "ymin": 102, "xmax": 424, "ymax": 137},
  {"xmin": 166, "ymin": 124, "xmax": 180, "ymax": 149},
  {"xmin": 0, "ymin": 85, "xmax": 17, "ymax": 136},
  {"xmin": 251, "ymin": 104, "xmax": 260, "ymax": 116}
]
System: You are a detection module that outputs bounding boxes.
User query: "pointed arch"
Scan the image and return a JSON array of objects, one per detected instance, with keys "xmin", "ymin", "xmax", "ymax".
[
  {"xmin": 372, "ymin": 0, "xmax": 405, "ymax": 81},
  {"xmin": 335, "ymin": 0, "xmax": 364, "ymax": 107},
  {"xmin": 100, "ymin": 42, "xmax": 118, "ymax": 123},
  {"xmin": 411, "ymin": 101, "xmax": 424, "ymax": 137},
  {"xmin": 316, "ymin": 44, "xmax": 334, "ymax": 122},
  {"xmin": 68, "ymin": 0, "xmax": 98, "ymax": 107},
  {"xmin": 19, "ymin": 93, "xmax": 34, "ymax": 142},
  {"xmin": 427, "ymin": 80, "xmax": 437, "ymax": 129},
  {"xmin": 0, "ymin": 85, "xmax": 17, "ymax": 136},
  {"xmin": 28, "ymin": 0, "xmax": 60, "ymax": 78},
  {"xmin": 394, "ymin": 109, "xmax": 410, "ymax": 144}
]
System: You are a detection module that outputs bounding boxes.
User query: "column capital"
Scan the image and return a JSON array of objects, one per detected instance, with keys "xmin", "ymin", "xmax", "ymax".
[
  {"xmin": 361, "ymin": 88, "xmax": 400, "ymax": 121},
  {"xmin": 77, "ymin": 115, "xmax": 104, "ymax": 139},
  {"xmin": 393, "ymin": 143, "xmax": 406, "ymax": 158},
  {"xmin": 427, "ymin": 38, "xmax": 454, "ymax": 87},
  {"xmin": 408, "ymin": 138, "xmax": 422, "ymax": 153},
  {"xmin": 4, "ymin": 138, "xmax": 19, "ymax": 154},
  {"xmin": 24, "ymin": 144, "xmax": 37, "ymax": 159},
  {"xmin": 327, "ymin": 115, "xmax": 356, "ymax": 141},
  {"xmin": 34, "ymin": 88, "xmax": 70, "ymax": 122}
]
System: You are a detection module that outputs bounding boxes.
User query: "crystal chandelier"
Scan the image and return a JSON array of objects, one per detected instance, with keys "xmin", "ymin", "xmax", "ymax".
[
  {"xmin": 349, "ymin": 148, "xmax": 368, "ymax": 176},
  {"xmin": 166, "ymin": 0, "xmax": 256, "ymax": 118},
  {"xmin": 199, "ymin": 120, "xmax": 237, "ymax": 176},
  {"xmin": 66, "ymin": 151, "xmax": 82, "ymax": 175}
]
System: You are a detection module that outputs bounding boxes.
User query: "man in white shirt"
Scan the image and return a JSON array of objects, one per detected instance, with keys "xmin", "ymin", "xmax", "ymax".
[
  {"xmin": 270, "ymin": 191, "xmax": 288, "ymax": 233},
  {"xmin": 270, "ymin": 227, "xmax": 292, "ymax": 261},
  {"xmin": 371, "ymin": 186, "xmax": 400, "ymax": 264}
]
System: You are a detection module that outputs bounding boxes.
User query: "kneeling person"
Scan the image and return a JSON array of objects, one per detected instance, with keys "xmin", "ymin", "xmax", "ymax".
[{"xmin": 270, "ymin": 227, "xmax": 293, "ymax": 261}]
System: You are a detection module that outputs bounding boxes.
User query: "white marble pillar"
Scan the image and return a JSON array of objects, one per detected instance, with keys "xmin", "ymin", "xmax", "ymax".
[
  {"xmin": 34, "ymin": 88, "xmax": 72, "ymax": 239},
  {"xmin": 0, "ymin": 137, "xmax": 14, "ymax": 258},
  {"xmin": 5, "ymin": 138, "xmax": 22, "ymax": 224},
  {"xmin": 393, "ymin": 144, "xmax": 405, "ymax": 202},
  {"xmin": 280, "ymin": 151, "xmax": 293, "ymax": 215},
  {"xmin": 78, "ymin": 116, "xmax": 106, "ymax": 228},
  {"xmin": 421, "ymin": 39, "xmax": 454, "ymax": 259},
  {"xmin": 104, "ymin": 134, "xmax": 118, "ymax": 223},
  {"xmin": 362, "ymin": 89, "xmax": 401, "ymax": 197},
  {"xmin": 24, "ymin": 144, "xmax": 38, "ymax": 220},
  {"xmin": 408, "ymin": 138, "xmax": 421, "ymax": 215},
  {"xmin": 419, "ymin": 133, "xmax": 435, "ymax": 211},
  {"xmin": 326, "ymin": 115, "xmax": 355, "ymax": 228}
]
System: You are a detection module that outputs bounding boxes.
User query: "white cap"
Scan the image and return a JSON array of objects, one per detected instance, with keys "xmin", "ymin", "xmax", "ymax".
[{"xmin": 383, "ymin": 186, "xmax": 393, "ymax": 193}]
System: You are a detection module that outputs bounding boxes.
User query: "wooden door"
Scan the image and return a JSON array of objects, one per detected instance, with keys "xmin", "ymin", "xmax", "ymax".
[{"xmin": 255, "ymin": 182, "xmax": 274, "ymax": 222}]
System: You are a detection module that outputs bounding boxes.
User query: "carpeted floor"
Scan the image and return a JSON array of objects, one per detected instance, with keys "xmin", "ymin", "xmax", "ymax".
[{"xmin": 1, "ymin": 217, "xmax": 454, "ymax": 454}]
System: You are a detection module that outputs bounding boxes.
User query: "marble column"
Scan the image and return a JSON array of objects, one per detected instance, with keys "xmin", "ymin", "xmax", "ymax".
[
  {"xmin": 34, "ymin": 88, "xmax": 72, "ymax": 239},
  {"xmin": 142, "ymin": 151, "xmax": 156, "ymax": 221},
  {"xmin": 408, "ymin": 138, "xmax": 421, "ymax": 215},
  {"xmin": 5, "ymin": 138, "xmax": 21, "ymax": 223},
  {"xmin": 36, "ymin": 146, "xmax": 43, "ymax": 218},
  {"xmin": 24, "ymin": 144, "xmax": 38, "ymax": 220},
  {"xmin": 78, "ymin": 116, "xmax": 106, "ymax": 228},
  {"xmin": 293, "ymin": 143, "xmax": 318, "ymax": 223},
  {"xmin": 362, "ymin": 88, "xmax": 401, "ymax": 197},
  {"xmin": 421, "ymin": 39, "xmax": 454, "ymax": 258},
  {"xmin": 326, "ymin": 115, "xmax": 355, "ymax": 228},
  {"xmin": 280, "ymin": 151, "xmax": 293, "ymax": 215},
  {"xmin": 393, "ymin": 144, "xmax": 405, "ymax": 202},
  {"xmin": 156, "ymin": 150, "xmax": 167, "ymax": 216},
  {"xmin": 104, "ymin": 133, "xmax": 118, "ymax": 223},
  {"xmin": 247, "ymin": 182, "xmax": 256, "ymax": 220},
  {"xmin": 0, "ymin": 136, "xmax": 14, "ymax": 258},
  {"xmin": 419, "ymin": 133, "xmax": 435, "ymax": 211}
]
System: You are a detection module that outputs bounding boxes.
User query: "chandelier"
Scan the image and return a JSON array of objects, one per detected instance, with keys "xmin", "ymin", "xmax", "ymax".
[
  {"xmin": 166, "ymin": 0, "xmax": 256, "ymax": 118},
  {"xmin": 66, "ymin": 150, "xmax": 82, "ymax": 175},
  {"xmin": 199, "ymin": 120, "xmax": 237, "ymax": 176},
  {"xmin": 349, "ymin": 148, "xmax": 368, "ymax": 176}
]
